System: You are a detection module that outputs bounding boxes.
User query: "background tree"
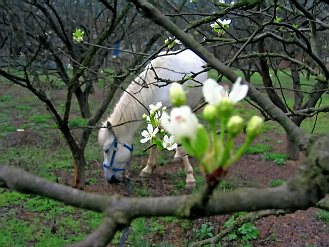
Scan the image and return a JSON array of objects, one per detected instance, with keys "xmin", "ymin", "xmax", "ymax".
[
  {"xmin": 182, "ymin": 0, "xmax": 329, "ymax": 160},
  {"xmin": 0, "ymin": 0, "xmax": 164, "ymax": 188},
  {"xmin": 2, "ymin": 0, "xmax": 329, "ymax": 246},
  {"xmin": 2, "ymin": 1, "xmax": 329, "ymax": 246}
]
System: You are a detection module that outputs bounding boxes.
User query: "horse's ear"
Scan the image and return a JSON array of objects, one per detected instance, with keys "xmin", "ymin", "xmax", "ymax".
[{"xmin": 106, "ymin": 121, "xmax": 115, "ymax": 135}]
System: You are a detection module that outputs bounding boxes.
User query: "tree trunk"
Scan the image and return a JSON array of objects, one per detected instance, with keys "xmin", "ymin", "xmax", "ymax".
[
  {"xmin": 59, "ymin": 125, "xmax": 87, "ymax": 189},
  {"xmin": 72, "ymin": 147, "xmax": 86, "ymax": 189},
  {"xmin": 285, "ymin": 63, "xmax": 304, "ymax": 160},
  {"xmin": 257, "ymin": 38, "xmax": 287, "ymax": 113},
  {"xmin": 286, "ymin": 134, "xmax": 300, "ymax": 161},
  {"xmin": 241, "ymin": 69, "xmax": 253, "ymax": 83},
  {"xmin": 75, "ymin": 88, "xmax": 92, "ymax": 119}
]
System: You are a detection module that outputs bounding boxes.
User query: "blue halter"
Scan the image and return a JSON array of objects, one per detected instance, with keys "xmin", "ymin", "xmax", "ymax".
[{"xmin": 102, "ymin": 137, "xmax": 134, "ymax": 172}]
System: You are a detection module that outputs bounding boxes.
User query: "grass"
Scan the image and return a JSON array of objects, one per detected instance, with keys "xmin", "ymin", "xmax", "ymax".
[
  {"xmin": 269, "ymin": 179, "xmax": 285, "ymax": 187},
  {"xmin": 263, "ymin": 152, "xmax": 288, "ymax": 165},
  {"xmin": 0, "ymin": 68, "xmax": 327, "ymax": 246},
  {"xmin": 245, "ymin": 143, "xmax": 274, "ymax": 154},
  {"xmin": 0, "ymin": 189, "xmax": 102, "ymax": 247},
  {"xmin": 315, "ymin": 210, "xmax": 329, "ymax": 223}
]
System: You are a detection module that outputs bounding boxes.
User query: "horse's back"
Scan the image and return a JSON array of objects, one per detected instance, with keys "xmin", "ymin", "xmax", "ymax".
[{"xmin": 147, "ymin": 49, "xmax": 207, "ymax": 109}]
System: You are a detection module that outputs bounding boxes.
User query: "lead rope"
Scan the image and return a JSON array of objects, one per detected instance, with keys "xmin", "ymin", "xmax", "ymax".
[{"xmin": 119, "ymin": 176, "xmax": 131, "ymax": 247}]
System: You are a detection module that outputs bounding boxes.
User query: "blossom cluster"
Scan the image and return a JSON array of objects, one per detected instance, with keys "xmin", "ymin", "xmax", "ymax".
[
  {"xmin": 140, "ymin": 102, "xmax": 178, "ymax": 151},
  {"xmin": 164, "ymin": 37, "xmax": 182, "ymax": 49},
  {"xmin": 210, "ymin": 18, "xmax": 231, "ymax": 36},
  {"xmin": 159, "ymin": 77, "xmax": 264, "ymax": 181},
  {"xmin": 73, "ymin": 29, "xmax": 84, "ymax": 43}
]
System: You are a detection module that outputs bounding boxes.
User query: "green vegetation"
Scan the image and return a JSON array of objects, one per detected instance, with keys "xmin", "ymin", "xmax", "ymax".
[
  {"xmin": 245, "ymin": 143, "xmax": 273, "ymax": 154},
  {"xmin": 0, "ymin": 189, "xmax": 101, "ymax": 247},
  {"xmin": 224, "ymin": 214, "xmax": 259, "ymax": 243},
  {"xmin": 269, "ymin": 179, "xmax": 285, "ymax": 187},
  {"xmin": 264, "ymin": 152, "xmax": 288, "ymax": 165},
  {"xmin": 193, "ymin": 223, "xmax": 214, "ymax": 239},
  {"xmin": 69, "ymin": 118, "xmax": 89, "ymax": 127},
  {"xmin": 0, "ymin": 95, "xmax": 11, "ymax": 101},
  {"xmin": 1, "ymin": 68, "xmax": 326, "ymax": 246},
  {"xmin": 315, "ymin": 210, "xmax": 329, "ymax": 223}
]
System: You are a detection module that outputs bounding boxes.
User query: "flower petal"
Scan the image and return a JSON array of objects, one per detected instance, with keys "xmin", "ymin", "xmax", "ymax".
[
  {"xmin": 153, "ymin": 127, "xmax": 159, "ymax": 135},
  {"xmin": 228, "ymin": 77, "xmax": 249, "ymax": 103},
  {"xmin": 141, "ymin": 130, "xmax": 149, "ymax": 138},
  {"xmin": 147, "ymin": 124, "xmax": 153, "ymax": 133},
  {"xmin": 161, "ymin": 112, "xmax": 171, "ymax": 132},
  {"xmin": 202, "ymin": 79, "xmax": 225, "ymax": 105},
  {"xmin": 163, "ymin": 135, "xmax": 169, "ymax": 142},
  {"xmin": 140, "ymin": 137, "xmax": 150, "ymax": 143},
  {"xmin": 171, "ymin": 143, "xmax": 178, "ymax": 150}
]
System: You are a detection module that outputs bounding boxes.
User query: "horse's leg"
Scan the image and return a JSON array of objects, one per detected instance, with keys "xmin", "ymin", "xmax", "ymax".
[
  {"xmin": 177, "ymin": 146, "xmax": 196, "ymax": 186},
  {"xmin": 174, "ymin": 148, "xmax": 183, "ymax": 162},
  {"xmin": 140, "ymin": 145, "xmax": 158, "ymax": 176}
]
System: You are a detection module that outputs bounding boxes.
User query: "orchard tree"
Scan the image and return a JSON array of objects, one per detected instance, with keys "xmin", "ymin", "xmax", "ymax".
[
  {"xmin": 0, "ymin": 0, "xmax": 163, "ymax": 189},
  {"xmin": 206, "ymin": 0, "xmax": 329, "ymax": 159},
  {"xmin": 2, "ymin": 0, "xmax": 329, "ymax": 246}
]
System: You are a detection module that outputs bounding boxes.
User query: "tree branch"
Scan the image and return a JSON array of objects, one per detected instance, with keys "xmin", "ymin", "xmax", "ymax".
[
  {"xmin": 130, "ymin": 0, "xmax": 308, "ymax": 148},
  {"xmin": 190, "ymin": 209, "xmax": 288, "ymax": 247}
]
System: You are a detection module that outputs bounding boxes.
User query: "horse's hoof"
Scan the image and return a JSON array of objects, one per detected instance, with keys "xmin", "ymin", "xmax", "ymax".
[
  {"xmin": 174, "ymin": 156, "xmax": 183, "ymax": 162},
  {"xmin": 139, "ymin": 169, "xmax": 152, "ymax": 177},
  {"xmin": 186, "ymin": 181, "xmax": 196, "ymax": 189}
]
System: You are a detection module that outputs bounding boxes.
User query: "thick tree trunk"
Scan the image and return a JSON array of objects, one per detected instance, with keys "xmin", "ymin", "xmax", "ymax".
[
  {"xmin": 241, "ymin": 69, "xmax": 253, "ymax": 83},
  {"xmin": 75, "ymin": 88, "xmax": 92, "ymax": 119},
  {"xmin": 59, "ymin": 125, "xmax": 87, "ymax": 189},
  {"xmin": 72, "ymin": 147, "xmax": 86, "ymax": 190},
  {"xmin": 257, "ymin": 38, "xmax": 287, "ymax": 113},
  {"xmin": 286, "ymin": 64, "xmax": 304, "ymax": 160},
  {"xmin": 286, "ymin": 131, "xmax": 300, "ymax": 161}
]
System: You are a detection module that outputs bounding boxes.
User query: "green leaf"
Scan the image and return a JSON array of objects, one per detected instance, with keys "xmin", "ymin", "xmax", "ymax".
[
  {"xmin": 274, "ymin": 17, "xmax": 282, "ymax": 23},
  {"xmin": 224, "ymin": 216, "xmax": 234, "ymax": 227},
  {"xmin": 193, "ymin": 126, "xmax": 209, "ymax": 157},
  {"xmin": 154, "ymin": 139, "xmax": 163, "ymax": 150},
  {"xmin": 186, "ymin": 84, "xmax": 195, "ymax": 88},
  {"xmin": 229, "ymin": 233, "xmax": 238, "ymax": 240},
  {"xmin": 181, "ymin": 137, "xmax": 196, "ymax": 156}
]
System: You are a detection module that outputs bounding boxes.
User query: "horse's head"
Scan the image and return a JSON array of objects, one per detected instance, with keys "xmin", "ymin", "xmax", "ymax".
[{"xmin": 98, "ymin": 121, "xmax": 133, "ymax": 183}]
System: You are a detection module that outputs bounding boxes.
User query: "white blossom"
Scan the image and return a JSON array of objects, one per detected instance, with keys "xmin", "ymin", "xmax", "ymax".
[
  {"xmin": 162, "ymin": 135, "xmax": 178, "ymax": 151},
  {"xmin": 202, "ymin": 77, "xmax": 248, "ymax": 105},
  {"xmin": 161, "ymin": 106, "xmax": 199, "ymax": 141},
  {"xmin": 140, "ymin": 124, "xmax": 158, "ymax": 143}
]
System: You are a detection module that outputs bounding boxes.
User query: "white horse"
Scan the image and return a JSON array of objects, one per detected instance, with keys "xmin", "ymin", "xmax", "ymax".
[{"xmin": 98, "ymin": 49, "xmax": 207, "ymax": 186}]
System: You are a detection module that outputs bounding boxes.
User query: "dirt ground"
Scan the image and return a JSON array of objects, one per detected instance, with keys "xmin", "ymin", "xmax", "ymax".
[
  {"xmin": 75, "ymin": 131, "xmax": 329, "ymax": 246},
  {"xmin": 2, "ymin": 83, "xmax": 329, "ymax": 246}
]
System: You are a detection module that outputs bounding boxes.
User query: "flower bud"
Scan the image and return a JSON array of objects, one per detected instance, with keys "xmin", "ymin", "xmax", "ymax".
[
  {"xmin": 169, "ymin": 83, "xmax": 186, "ymax": 107},
  {"xmin": 142, "ymin": 114, "xmax": 148, "ymax": 120},
  {"xmin": 246, "ymin": 116, "xmax": 264, "ymax": 140},
  {"xmin": 203, "ymin": 104, "xmax": 218, "ymax": 123},
  {"xmin": 227, "ymin": 115, "xmax": 244, "ymax": 138},
  {"xmin": 217, "ymin": 98, "xmax": 233, "ymax": 117},
  {"xmin": 162, "ymin": 107, "xmax": 167, "ymax": 112}
]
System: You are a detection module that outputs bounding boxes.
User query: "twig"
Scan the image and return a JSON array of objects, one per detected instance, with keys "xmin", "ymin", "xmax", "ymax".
[{"xmin": 189, "ymin": 209, "xmax": 289, "ymax": 247}]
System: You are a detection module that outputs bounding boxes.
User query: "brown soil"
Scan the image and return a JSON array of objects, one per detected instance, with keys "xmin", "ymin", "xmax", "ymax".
[
  {"xmin": 73, "ymin": 131, "xmax": 329, "ymax": 246},
  {"xmin": 2, "ymin": 83, "xmax": 329, "ymax": 246}
]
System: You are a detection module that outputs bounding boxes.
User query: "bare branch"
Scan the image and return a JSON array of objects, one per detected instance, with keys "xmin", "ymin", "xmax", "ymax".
[{"xmin": 130, "ymin": 0, "xmax": 308, "ymax": 147}]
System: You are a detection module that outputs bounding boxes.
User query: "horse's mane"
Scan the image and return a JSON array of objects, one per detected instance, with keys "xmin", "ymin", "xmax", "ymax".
[{"xmin": 107, "ymin": 69, "xmax": 156, "ymax": 141}]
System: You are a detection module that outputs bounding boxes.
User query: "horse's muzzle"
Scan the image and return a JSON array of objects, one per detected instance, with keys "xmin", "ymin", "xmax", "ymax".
[{"xmin": 103, "ymin": 166, "xmax": 123, "ymax": 183}]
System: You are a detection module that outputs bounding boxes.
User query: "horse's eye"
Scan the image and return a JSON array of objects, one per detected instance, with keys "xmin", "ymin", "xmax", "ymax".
[{"xmin": 104, "ymin": 149, "xmax": 109, "ymax": 153}]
